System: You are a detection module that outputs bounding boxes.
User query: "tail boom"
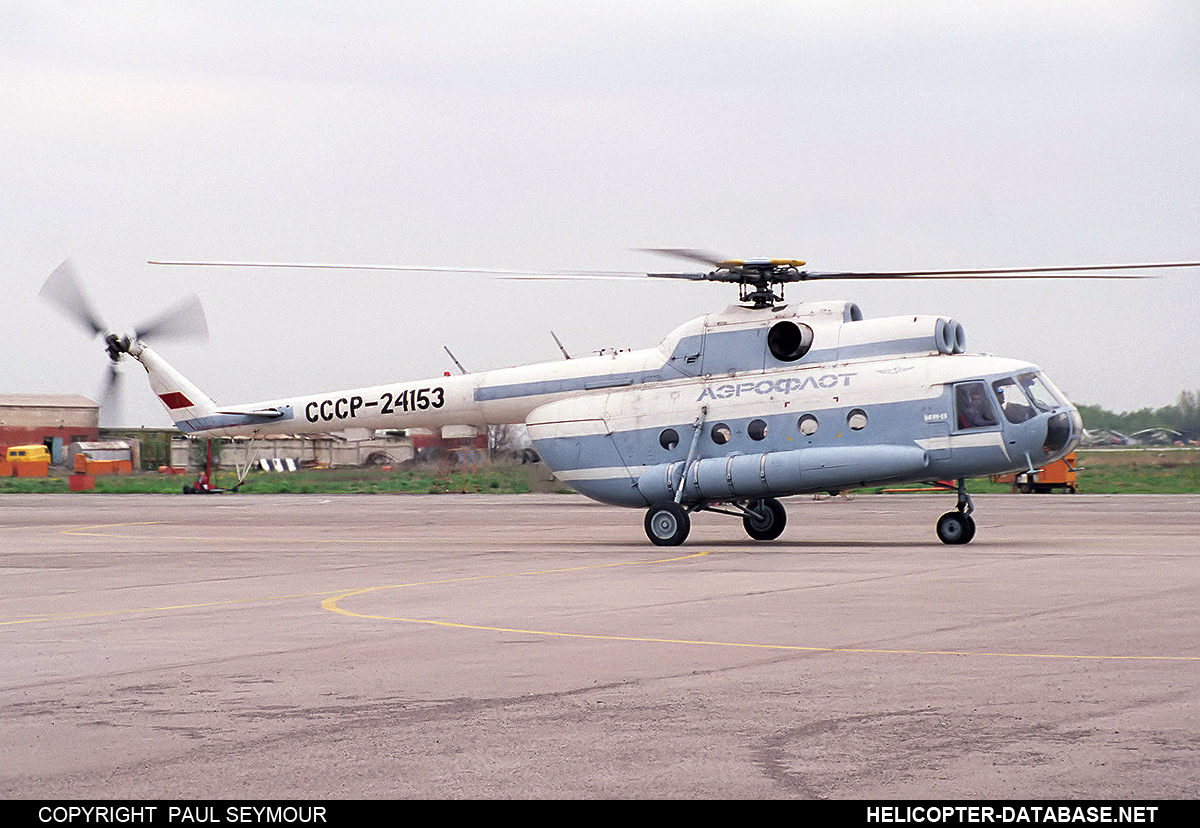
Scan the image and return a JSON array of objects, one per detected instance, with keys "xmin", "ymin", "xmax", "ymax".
[{"xmin": 131, "ymin": 342, "xmax": 221, "ymax": 430}]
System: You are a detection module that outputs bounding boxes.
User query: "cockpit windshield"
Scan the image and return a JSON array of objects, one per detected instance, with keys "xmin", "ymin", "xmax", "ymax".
[
  {"xmin": 992, "ymin": 372, "xmax": 1062, "ymax": 424},
  {"xmin": 1019, "ymin": 371, "xmax": 1062, "ymax": 412}
]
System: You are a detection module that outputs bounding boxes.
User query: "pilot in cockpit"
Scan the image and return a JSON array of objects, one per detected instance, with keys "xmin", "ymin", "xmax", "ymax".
[{"xmin": 957, "ymin": 383, "xmax": 997, "ymax": 429}]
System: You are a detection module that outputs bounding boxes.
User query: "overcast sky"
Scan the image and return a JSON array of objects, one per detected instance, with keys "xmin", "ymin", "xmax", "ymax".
[{"xmin": 4, "ymin": 1, "xmax": 1199, "ymax": 427}]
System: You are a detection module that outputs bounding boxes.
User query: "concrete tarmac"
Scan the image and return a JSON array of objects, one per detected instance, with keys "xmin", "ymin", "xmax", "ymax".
[{"xmin": 2, "ymin": 492, "xmax": 1198, "ymax": 799}]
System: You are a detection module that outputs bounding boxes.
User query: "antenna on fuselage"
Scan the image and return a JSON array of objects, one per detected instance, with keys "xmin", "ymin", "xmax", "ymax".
[
  {"xmin": 550, "ymin": 330, "xmax": 572, "ymax": 360},
  {"xmin": 443, "ymin": 346, "xmax": 469, "ymax": 375}
]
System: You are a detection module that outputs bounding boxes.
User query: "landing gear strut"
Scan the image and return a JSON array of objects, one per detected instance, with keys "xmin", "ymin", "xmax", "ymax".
[
  {"xmin": 643, "ymin": 497, "xmax": 790, "ymax": 545},
  {"xmin": 935, "ymin": 479, "xmax": 976, "ymax": 545}
]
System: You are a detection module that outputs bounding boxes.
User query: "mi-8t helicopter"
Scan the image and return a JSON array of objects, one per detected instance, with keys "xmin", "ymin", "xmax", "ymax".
[{"xmin": 40, "ymin": 252, "xmax": 1200, "ymax": 546}]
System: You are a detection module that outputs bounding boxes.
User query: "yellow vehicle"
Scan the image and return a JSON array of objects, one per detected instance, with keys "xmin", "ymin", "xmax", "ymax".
[{"xmin": 6, "ymin": 445, "xmax": 51, "ymax": 464}]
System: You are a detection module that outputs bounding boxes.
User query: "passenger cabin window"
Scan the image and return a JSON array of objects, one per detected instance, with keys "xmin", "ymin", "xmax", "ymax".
[{"xmin": 955, "ymin": 381, "xmax": 998, "ymax": 430}]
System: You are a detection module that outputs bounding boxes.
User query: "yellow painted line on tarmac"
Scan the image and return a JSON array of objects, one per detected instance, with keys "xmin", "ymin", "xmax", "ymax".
[
  {"xmin": 322, "ymin": 554, "xmax": 1200, "ymax": 664},
  {"xmin": 64, "ymin": 521, "xmax": 167, "ymax": 536},
  {"xmin": 33, "ymin": 525, "xmax": 1200, "ymax": 662},
  {"xmin": 2, "ymin": 547, "xmax": 709, "ymax": 627},
  {"xmin": 61, "ymin": 521, "xmax": 393, "ymax": 545},
  {"xmin": 57, "ymin": 521, "xmax": 624, "ymax": 546},
  {"xmin": 0, "ymin": 588, "xmax": 347, "ymax": 627},
  {"xmin": 320, "ymin": 550, "xmax": 711, "ymax": 613}
]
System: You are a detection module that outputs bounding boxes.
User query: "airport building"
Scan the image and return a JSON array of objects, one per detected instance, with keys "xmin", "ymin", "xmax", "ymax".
[{"xmin": 0, "ymin": 393, "xmax": 100, "ymax": 464}]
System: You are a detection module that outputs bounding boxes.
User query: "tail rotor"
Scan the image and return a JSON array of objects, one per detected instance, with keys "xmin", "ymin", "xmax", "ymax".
[{"xmin": 39, "ymin": 259, "xmax": 209, "ymax": 426}]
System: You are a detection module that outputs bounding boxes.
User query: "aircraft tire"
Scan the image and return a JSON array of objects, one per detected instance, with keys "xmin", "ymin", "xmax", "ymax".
[
  {"xmin": 936, "ymin": 511, "xmax": 976, "ymax": 545},
  {"xmin": 743, "ymin": 497, "xmax": 787, "ymax": 541},
  {"xmin": 645, "ymin": 502, "xmax": 690, "ymax": 546}
]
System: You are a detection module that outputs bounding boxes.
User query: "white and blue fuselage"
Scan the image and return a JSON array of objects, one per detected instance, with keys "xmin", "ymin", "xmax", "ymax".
[{"xmin": 131, "ymin": 300, "xmax": 1081, "ymax": 511}]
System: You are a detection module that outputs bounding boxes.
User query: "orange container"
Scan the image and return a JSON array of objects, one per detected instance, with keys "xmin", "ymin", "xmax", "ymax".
[
  {"xmin": 87, "ymin": 459, "xmax": 114, "ymax": 475},
  {"xmin": 14, "ymin": 461, "xmax": 49, "ymax": 477},
  {"xmin": 69, "ymin": 473, "xmax": 96, "ymax": 491},
  {"xmin": 1036, "ymin": 452, "xmax": 1078, "ymax": 487}
]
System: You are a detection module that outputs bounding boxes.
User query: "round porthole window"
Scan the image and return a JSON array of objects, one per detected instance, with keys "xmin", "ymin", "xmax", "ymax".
[
  {"xmin": 711, "ymin": 423, "xmax": 732, "ymax": 445},
  {"xmin": 659, "ymin": 428, "xmax": 680, "ymax": 450},
  {"xmin": 798, "ymin": 414, "xmax": 819, "ymax": 435},
  {"xmin": 748, "ymin": 419, "xmax": 768, "ymax": 440},
  {"xmin": 847, "ymin": 409, "xmax": 868, "ymax": 431}
]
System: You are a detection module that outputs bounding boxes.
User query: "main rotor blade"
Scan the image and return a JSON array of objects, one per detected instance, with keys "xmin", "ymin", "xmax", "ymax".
[
  {"xmin": 793, "ymin": 262, "xmax": 1200, "ymax": 280},
  {"xmin": 148, "ymin": 260, "xmax": 644, "ymax": 278},
  {"xmin": 39, "ymin": 259, "xmax": 106, "ymax": 336},
  {"xmin": 150, "ymin": 258, "xmax": 1200, "ymax": 285},
  {"xmin": 637, "ymin": 248, "xmax": 731, "ymax": 268},
  {"xmin": 134, "ymin": 294, "xmax": 209, "ymax": 342}
]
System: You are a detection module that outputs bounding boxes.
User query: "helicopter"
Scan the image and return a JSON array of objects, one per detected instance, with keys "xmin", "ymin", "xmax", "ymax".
[{"xmin": 40, "ymin": 252, "xmax": 1200, "ymax": 546}]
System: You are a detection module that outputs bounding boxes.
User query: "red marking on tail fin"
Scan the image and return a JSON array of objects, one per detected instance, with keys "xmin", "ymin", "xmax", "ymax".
[{"xmin": 159, "ymin": 391, "xmax": 194, "ymax": 409}]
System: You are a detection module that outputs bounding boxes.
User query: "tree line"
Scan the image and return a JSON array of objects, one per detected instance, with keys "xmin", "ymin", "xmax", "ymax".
[{"xmin": 1078, "ymin": 390, "xmax": 1200, "ymax": 436}]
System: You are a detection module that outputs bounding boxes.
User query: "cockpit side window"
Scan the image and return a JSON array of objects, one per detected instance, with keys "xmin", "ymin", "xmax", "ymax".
[
  {"xmin": 955, "ymin": 381, "xmax": 998, "ymax": 430},
  {"xmin": 992, "ymin": 377, "xmax": 1036, "ymax": 424}
]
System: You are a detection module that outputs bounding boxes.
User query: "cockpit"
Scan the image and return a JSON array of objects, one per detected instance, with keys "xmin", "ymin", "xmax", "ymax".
[
  {"xmin": 992, "ymin": 372, "xmax": 1064, "ymax": 425},
  {"xmin": 954, "ymin": 370, "xmax": 1081, "ymax": 462}
]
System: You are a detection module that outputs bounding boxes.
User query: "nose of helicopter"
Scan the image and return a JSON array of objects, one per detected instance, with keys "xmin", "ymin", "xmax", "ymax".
[{"xmin": 1042, "ymin": 406, "xmax": 1082, "ymax": 463}]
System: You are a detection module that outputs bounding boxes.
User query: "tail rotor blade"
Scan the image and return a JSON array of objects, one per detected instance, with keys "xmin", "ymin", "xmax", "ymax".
[
  {"xmin": 39, "ymin": 259, "xmax": 106, "ymax": 337},
  {"xmin": 134, "ymin": 294, "xmax": 209, "ymax": 342},
  {"xmin": 99, "ymin": 361, "xmax": 124, "ymax": 428}
]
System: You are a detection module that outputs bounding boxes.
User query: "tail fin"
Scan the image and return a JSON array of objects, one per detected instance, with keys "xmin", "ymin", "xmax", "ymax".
[{"xmin": 128, "ymin": 341, "xmax": 219, "ymax": 432}]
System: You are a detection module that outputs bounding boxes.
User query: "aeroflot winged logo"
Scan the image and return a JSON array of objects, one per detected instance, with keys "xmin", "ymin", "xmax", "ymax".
[{"xmin": 696, "ymin": 373, "xmax": 855, "ymax": 402}]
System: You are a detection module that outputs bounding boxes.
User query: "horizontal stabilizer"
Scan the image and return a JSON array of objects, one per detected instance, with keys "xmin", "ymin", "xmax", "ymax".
[{"xmin": 217, "ymin": 408, "xmax": 287, "ymax": 420}]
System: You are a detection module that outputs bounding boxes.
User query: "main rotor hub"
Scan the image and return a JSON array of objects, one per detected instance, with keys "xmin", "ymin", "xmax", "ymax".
[{"xmin": 715, "ymin": 260, "xmax": 807, "ymax": 308}]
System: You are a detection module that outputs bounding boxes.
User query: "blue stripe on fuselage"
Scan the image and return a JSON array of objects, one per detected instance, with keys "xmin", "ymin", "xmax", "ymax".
[{"xmin": 175, "ymin": 409, "xmax": 292, "ymax": 434}]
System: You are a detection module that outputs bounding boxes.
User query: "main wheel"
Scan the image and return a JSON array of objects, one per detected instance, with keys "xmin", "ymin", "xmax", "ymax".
[
  {"xmin": 743, "ymin": 497, "xmax": 787, "ymax": 541},
  {"xmin": 645, "ymin": 502, "xmax": 690, "ymax": 546},
  {"xmin": 936, "ymin": 511, "xmax": 976, "ymax": 545}
]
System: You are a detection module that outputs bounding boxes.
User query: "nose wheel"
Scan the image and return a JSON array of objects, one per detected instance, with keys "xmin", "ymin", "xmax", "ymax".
[
  {"xmin": 936, "ymin": 511, "xmax": 976, "ymax": 544},
  {"xmin": 936, "ymin": 479, "xmax": 976, "ymax": 545}
]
